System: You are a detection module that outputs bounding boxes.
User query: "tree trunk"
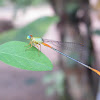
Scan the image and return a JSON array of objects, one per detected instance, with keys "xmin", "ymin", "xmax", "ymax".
[{"xmin": 49, "ymin": 0, "xmax": 98, "ymax": 100}]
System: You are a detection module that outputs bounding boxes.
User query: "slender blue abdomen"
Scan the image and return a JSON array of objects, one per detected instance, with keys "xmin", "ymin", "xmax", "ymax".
[{"xmin": 52, "ymin": 47, "xmax": 90, "ymax": 69}]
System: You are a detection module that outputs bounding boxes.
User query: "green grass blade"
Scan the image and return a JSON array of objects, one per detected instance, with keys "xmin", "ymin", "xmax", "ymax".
[{"xmin": 0, "ymin": 41, "xmax": 53, "ymax": 71}]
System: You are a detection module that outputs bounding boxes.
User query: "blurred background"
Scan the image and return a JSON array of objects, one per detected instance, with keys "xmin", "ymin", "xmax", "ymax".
[{"xmin": 0, "ymin": 0, "xmax": 100, "ymax": 100}]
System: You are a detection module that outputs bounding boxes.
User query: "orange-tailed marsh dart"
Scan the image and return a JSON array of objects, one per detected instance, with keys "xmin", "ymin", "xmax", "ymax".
[{"xmin": 26, "ymin": 35, "xmax": 100, "ymax": 76}]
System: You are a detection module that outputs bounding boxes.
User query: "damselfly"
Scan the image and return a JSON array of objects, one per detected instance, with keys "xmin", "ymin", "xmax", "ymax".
[{"xmin": 26, "ymin": 35, "xmax": 100, "ymax": 76}]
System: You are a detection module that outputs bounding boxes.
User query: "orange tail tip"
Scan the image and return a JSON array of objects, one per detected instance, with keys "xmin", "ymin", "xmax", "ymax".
[{"xmin": 90, "ymin": 67, "xmax": 100, "ymax": 76}]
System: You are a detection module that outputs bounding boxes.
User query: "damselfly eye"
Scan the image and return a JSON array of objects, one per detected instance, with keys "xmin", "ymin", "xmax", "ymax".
[
  {"xmin": 30, "ymin": 35, "xmax": 33, "ymax": 37},
  {"xmin": 27, "ymin": 35, "xmax": 31, "ymax": 39}
]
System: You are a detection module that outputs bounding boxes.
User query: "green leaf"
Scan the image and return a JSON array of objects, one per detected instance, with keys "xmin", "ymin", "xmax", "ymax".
[
  {"xmin": 0, "ymin": 41, "xmax": 53, "ymax": 71},
  {"xmin": 0, "ymin": 16, "xmax": 59, "ymax": 44}
]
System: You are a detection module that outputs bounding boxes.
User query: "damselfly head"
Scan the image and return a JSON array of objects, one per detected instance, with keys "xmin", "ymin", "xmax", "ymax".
[{"xmin": 27, "ymin": 35, "xmax": 33, "ymax": 39}]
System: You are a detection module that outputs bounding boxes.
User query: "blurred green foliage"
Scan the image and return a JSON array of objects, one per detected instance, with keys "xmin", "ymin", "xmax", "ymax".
[
  {"xmin": 43, "ymin": 71, "xmax": 65, "ymax": 96},
  {"xmin": 93, "ymin": 30, "xmax": 100, "ymax": 35},
  {"xmin": 0, "ymin": 16, "xmax": 59, "ymax": 44},
  {"xmin": 11, "ymin": 0, "xmax": 48, "ymax": 8},
  {"xmin": 66, "ymin": 2, "xmax": 79, "ymax": 15},
  {"xmin": 0, "ymin": 0, "xmax": 48, "ymax": 7},
  {"xmin": 0, "ymin": 0, "xmax": 4, "ymax": 6},
  {"xmin": 65, "ymin": 2, "xmax": 79, "ymax": 22}
]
